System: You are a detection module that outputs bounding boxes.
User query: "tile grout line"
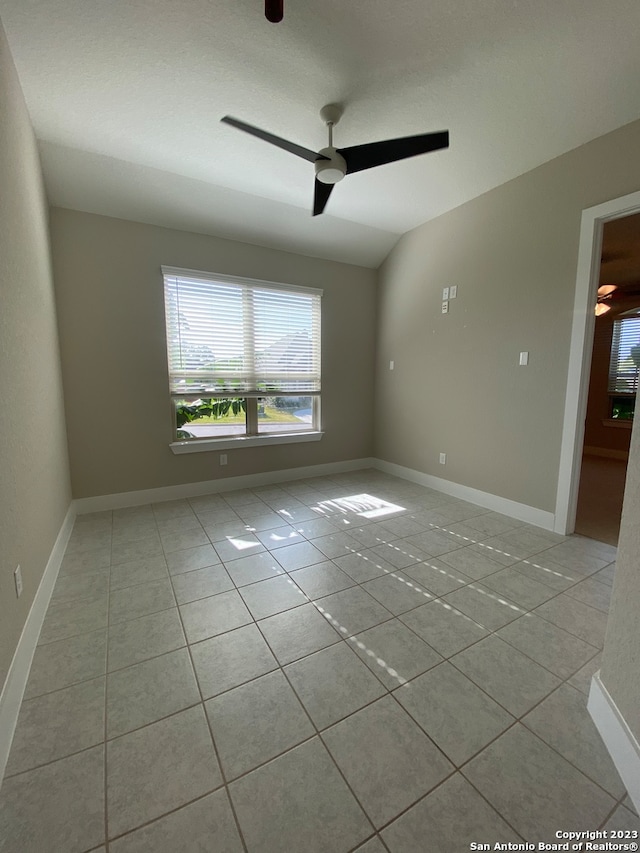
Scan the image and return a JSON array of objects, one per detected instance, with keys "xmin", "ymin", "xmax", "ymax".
[
  {"xmin": 110, "ymin": 499, "xmax": 241, "ymax": 847},
  {"xmin": 102, "ymin": 785, "xmax": 231, "ymax": 847},
  {"xmin": 166, "ymin": 533, "xmax": 251, "ymax": 853},
  {"xmin": 28, "ymin": 516, "xmax": 609, "ymax": 719},
  {"xmin": 371, "ymin": 590, "xmax": 621, "ymax": 829},
  {"xmin": 8, "ymin": 475, "xmax": 624, "ymax": 849},
  {"xmin": 5, "ymin": 605, "xmax": 605, "ymax": 790},
  {"xmin": 394, "ymin": 603, "xmax": 614, "ymax": 798},
  {"xmin": 288, "ymin": 535, "xmax": 619, "ymax": 815},
  {"xmin": 337, "ymin": 513, "xmax": 618, "ymax": 835},
  {"xmin": 43, "ymin": 514, "xmax": 613, "ymax": 678},
  {"xmin": 59, "ymin": 507, "xmax": 611, "ymax": 646},
  {"xmin": 120, "ymin": 500, "xmax": 231, "ymax": 843},
  {"xmin": 6, "ymin": 602, "xmax": 624, "ymax": 837},
  {"xmin": 189, "ymin": 547, "xmax": 403, "ymax": 845},
  {"xmin": 247, "ymin": 589, "xmax": 382, "ymax": 846},
  {"xmin": 235, "ymin": 536, "xmax": 580, "ymax": 848}
]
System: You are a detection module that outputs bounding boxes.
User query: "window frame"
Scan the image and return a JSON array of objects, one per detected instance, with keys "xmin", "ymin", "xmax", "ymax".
[
  {"xmin": 162, "ymin": 266, "xmax": 324, "ymax": 454},
  {"xmin": 607, "ymin": 315, "xmax": 640, "ymax": 423}
]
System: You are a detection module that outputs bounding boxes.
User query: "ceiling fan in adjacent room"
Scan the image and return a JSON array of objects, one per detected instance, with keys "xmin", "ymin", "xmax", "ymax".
[
  {"xmin": 595, "ymin": 284, "xmax": 618, "ymax": 315},
  {"xmin": 595, "ymin": 282, "xmax": 640, "ymax": 315},
  {"xmin": 221, "ymin": 104, "xmax": 449, "ymax": 216}
]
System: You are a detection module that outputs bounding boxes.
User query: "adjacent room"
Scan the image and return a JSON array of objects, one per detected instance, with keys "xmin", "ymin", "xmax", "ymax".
[
  {"xmin": 574, "ymin": 213, "xmax": 640, "ymax": 545},
  {"xmin": 1, "ymin": 1, "xmax": 640, "ymax": 850}
]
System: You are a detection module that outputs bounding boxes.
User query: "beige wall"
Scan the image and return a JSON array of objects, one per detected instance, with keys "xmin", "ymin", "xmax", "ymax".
[
  {"xmin": 50, "ymin": 209, "xmax": 377, "ymax": 498},
  {"xmin": 0, "ymin": 24, "xmax": 71, "ymax": 689},
  {"xmin": 600, "ymin": 413, "xmax": 640, "ymax": 741},
  {"xmin": 374, "ymin": 119, "xmax": 640, "ymax": 514}
]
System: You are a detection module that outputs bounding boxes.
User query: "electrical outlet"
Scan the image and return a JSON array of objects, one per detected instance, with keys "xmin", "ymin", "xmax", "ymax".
[
  {"xmin": 441, "ymin": 301, "xmax": 449, "ymax": 314},
  {"xmin": 220, "ymin": 454, "xmax": 228, "ymax": 466},
  {"xmin": 439, "ymin": 453, "xmax": 447, "ymax": 465},
  {"xmin": 449, "ymin": 285, "xmax": 458, "ymax": 299},
  {"xmin": 14, "ymin": 565, "xmax": 23, "ymax": 598}
]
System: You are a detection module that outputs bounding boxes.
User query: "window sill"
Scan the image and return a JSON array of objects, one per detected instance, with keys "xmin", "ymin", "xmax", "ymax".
[
  {"xmin": 602, "ymin": 419, "xmax": 633, "ymax": 429},
  {"xmin": 170, "ymin": 430, "xmax": 324, "ymax": 455}
]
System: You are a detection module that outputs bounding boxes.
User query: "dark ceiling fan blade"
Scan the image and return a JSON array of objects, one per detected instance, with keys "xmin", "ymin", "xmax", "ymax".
[
  {"xmin": 221, "ymin": 116, "xmax": 328, "ymax": 163},
  {"xmin": 313, "ymin": 179, "xmax": 334, "ymax": 216},
  {"xmin": 338, "ymin": 130, "xmax": 449, "ymax": 174}
]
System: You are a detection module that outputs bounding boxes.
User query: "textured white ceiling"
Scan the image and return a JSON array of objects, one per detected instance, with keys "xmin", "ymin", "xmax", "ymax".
[{"xmin": 2, "ymin": 0, "xmax": 640, "ymax": 267}]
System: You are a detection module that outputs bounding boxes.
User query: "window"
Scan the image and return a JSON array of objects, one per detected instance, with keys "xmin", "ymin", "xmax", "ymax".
[
  {"xmin": 608, "ymin": 316, "xmax": 640, "ymax": 420},
  {"xmin": 162, "ymin": 267, "xmax": 322, "ymax": 450}
]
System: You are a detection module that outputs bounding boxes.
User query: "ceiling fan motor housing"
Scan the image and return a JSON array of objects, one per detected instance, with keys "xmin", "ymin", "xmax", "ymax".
[{"xmin": 315, "ymin": 147, "xmax": 347, "ymax": 184}]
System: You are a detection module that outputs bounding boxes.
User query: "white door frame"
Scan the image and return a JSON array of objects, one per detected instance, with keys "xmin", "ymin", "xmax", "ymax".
[{"xmin": 555, "ymin": 189, "xmax": 640, "ymax": 534}]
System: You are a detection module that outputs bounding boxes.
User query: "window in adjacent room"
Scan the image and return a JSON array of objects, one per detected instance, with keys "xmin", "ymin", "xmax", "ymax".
[
  {"xmin": 162, "ymin": 266, "xmax": 322, "ymax": 444},
  {"xmin": 608, "ymin": 315, "xmax": 640, "ymax": 420}
]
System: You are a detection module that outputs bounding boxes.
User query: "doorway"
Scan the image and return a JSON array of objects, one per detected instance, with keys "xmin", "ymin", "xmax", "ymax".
[
  {"xmin": 555, "ymin": 189, "xmax": 640, "ymax": 538},
  {"xmin": 573, "ymin": 213, "xmax": 640, "ymax": 545}
]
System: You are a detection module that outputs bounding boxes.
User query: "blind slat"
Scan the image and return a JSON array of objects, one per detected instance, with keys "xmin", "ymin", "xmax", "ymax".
[
  {"xmin": 608, "ymin": 317, "xmax": 640, "ymax": 394},
  {"xmin": 163, "ymin": 271, "xmax": 322, "ymax": 395}
]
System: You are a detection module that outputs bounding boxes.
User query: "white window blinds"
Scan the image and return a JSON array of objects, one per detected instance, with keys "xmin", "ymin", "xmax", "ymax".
[
  {"xmin": 608, "ymin": 317, "xmax": 640, "ymax": 394},
  {"xmin": 162, "ymin": 267, "xmax": 322, "ymax": 397}
]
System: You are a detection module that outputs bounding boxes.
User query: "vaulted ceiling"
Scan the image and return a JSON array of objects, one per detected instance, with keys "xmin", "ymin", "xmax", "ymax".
[{"xmin": 2, "ymin": 0, "xmax": 640, "ymax": 267}]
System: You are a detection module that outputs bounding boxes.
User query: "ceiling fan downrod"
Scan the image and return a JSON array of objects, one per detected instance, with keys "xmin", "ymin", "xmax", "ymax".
[{"xmin": 265, "ymin": 0, "xmax": 283, "ymax": 23}]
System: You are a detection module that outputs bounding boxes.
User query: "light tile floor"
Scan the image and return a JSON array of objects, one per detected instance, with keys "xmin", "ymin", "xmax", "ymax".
[{"xmin": 1, "ymin": 469, "xmax": 639, "ymax": 852}]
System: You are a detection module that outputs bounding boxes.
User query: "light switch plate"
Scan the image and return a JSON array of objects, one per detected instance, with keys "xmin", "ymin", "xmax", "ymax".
[
  {"xmin": 449, "ymin": 285, "xmax": 457, "ymax": 299},
  {"xmin": 519, "ymin": 351, "xmax": 529, "ymax": 366},
  {"xmin": 442, "ymin": 287, "xmax": 449, "ymax": 300}
]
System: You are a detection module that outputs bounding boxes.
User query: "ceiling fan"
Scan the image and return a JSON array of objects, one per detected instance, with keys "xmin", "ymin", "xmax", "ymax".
[
  {"xmin": 595, "ymin": 282, "xmax": 640, "ymax": 315},
  {"xmin": 221, "ymin": 104, "xmax": 449, "ymax": 216}
]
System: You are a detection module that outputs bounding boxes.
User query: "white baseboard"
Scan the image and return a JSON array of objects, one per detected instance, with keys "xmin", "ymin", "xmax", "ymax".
[
  {"xmin": 588, "ymin": 671, "xmax": 640, "ymax": 813},
  {"xmin": 74, "ymin": 456, "xmax": 555, "ymax": 531},
  {"xmin": 0, "ymin": 503, "xmax": 76, "ymax": 788},
  {"xmin": 74, "ymin": 457, "xmax": 377, "ymax": 514},
  {"xmin": 372, "ymin": 459, "xmax": 555, "ymax": 530}
]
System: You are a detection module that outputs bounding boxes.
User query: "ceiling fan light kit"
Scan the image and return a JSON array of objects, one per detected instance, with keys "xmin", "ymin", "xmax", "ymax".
[
  {"xmin": 315, "ymin": 151, "xmax": 347, "ymax": 184},
  {"xmin": 221, "ymin": 104, "xmax": 449, "ymax": 216}
]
